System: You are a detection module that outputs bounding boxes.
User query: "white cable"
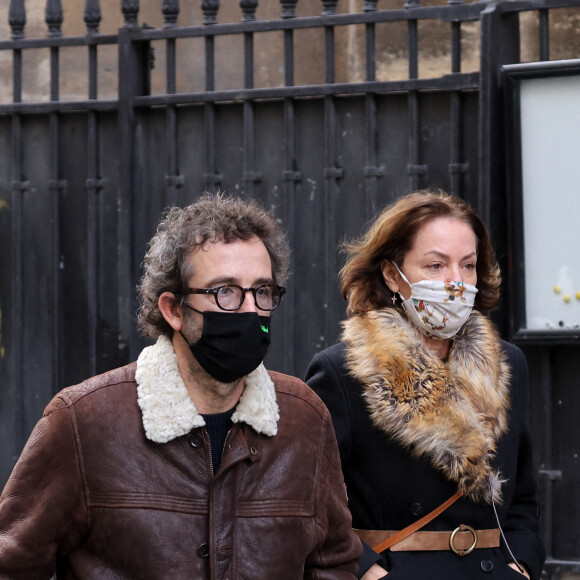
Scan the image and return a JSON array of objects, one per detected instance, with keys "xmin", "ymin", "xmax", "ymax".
[{"xmin": 490, "ymin": 478, "xmax": 525, "ymax": 574}]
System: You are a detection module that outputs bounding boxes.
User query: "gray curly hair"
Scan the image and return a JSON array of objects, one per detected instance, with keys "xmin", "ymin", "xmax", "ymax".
[{"xmin": 137, "ymin": 192, "xmax": 291, "ymax": 338}]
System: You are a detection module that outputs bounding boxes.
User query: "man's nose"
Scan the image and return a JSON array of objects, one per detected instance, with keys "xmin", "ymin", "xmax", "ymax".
[{"xmin": 237, "ymin": 289, "xmax": 259, "ymax": 313}]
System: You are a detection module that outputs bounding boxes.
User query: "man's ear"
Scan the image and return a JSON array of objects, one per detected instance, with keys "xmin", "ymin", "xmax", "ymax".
[
  {"xmin": 158, "ymin": 292, "xmax": 183, "ymax": 332},
  {"xmin": 381, "ymin": 261, "xmax": 401, "ymax": 294}
]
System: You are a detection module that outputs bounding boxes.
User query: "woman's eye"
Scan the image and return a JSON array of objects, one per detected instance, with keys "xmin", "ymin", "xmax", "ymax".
[
  {"xmin": 217, "ymin": 286, "xmax": 234, "ymax": 296},
  {"xmin": 429, "ymin": 263, "xmax": 442, "ymax": 271},
  {"xmin": 464, "ymin": 263, "xmax": 476, "ymax": 270}
]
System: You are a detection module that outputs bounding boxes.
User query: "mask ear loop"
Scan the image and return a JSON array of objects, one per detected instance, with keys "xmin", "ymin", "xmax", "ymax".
[
  {"xmin": 490, "ymin": 477, "xmax": 525, "ymax": 574},
  {"xmin": 391, "ymin": 262, "xmax": 412, "ymax": 304}
]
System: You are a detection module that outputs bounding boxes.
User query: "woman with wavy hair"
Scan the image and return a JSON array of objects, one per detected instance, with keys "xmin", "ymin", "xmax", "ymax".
[{"xmin": 306, "ymin": 190, "xmax": 545, "ymax": 579}]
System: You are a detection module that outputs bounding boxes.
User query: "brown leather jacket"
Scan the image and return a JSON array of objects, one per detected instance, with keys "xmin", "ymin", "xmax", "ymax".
[{"xmin": 0, "ymin": 337, "xmax": 361, "ymax": 579}]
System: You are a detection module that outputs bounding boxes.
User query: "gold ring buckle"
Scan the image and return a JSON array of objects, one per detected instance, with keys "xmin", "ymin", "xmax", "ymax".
[{"xmin": 450, "ymin": 524, "xmax": 477, "ymax": 556}]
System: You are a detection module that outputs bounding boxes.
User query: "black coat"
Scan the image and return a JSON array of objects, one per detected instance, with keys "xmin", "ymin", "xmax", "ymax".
[{"xmin": 306, "ymin": 336, "xmax": 545, "ymax": 580}]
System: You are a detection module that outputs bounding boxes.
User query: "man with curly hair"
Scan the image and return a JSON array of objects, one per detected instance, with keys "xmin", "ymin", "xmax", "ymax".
[{"xmin": 0, "ymin": 192, "xmax": 361, "ymax": 579}]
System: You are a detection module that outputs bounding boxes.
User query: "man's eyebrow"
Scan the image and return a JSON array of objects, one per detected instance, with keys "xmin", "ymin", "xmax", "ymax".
[{"xmin": 197, "ymin": 276, "xmax": 275, "ymax": 288}]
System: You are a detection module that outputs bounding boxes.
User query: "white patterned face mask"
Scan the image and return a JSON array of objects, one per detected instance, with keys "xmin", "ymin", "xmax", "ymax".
[{"xmin": 394, "ymin": 265, "xmax": 478, "ymax": 339}]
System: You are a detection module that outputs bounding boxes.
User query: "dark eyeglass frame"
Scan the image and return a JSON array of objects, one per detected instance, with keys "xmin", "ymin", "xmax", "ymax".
[{"xmin": 181, "ymin": 284, "xmax": 286, "ymax": 312}]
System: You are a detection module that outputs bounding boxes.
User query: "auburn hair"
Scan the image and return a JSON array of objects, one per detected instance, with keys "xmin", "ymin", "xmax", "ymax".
[{"xmin": 340, "ymin": 190, "xmax": 501, "ymax": 316}]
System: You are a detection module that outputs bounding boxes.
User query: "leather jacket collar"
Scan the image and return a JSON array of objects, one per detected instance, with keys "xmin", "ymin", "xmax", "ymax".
[{"xmin": 136, "ymin": 335, "xmax": 279, "ymax": 443}]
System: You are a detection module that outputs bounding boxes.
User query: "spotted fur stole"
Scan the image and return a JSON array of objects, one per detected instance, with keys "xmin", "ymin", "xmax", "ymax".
[{"xmin": 342, "ymin": 309, "xmax": 510, "ymax": 504}]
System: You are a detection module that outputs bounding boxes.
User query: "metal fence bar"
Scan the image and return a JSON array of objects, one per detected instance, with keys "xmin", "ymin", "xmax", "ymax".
[
  {"xmin": 131, "ymin": 74, "xmax": 481, "ymax": 106},
  {"xmin": 202, "ymin": 2, "xmax": 219, "ymax": 189},
  {"xmin": 8, "ymin": 0, "xmax": 27, "ymax": 449},
  {"xmin": 407, "ymin": 5, "xmax": 427, "ymax": 191},
  {"xmin": 478, "ymin": 2, "xmax": 519, "ymax": 226},
  {"xmin": 47, "ymin": 0, "xmax": 65, "ymax": 395},
  {"xmin": 242, "ymin": 14, "xmax": 261, "ymax": 197},
  {"xmin": 539, "ymin": 9, "xmax": 550, "ymax": 61},
  {"xmin": 322, "ymin": 2, "xmax": 342, "ymax": 350},
  {"xmin": 539, "ymin": 350, "xmax": 555, "ymax": 559},
  {"xmin": 0, "ymin": 101, "xmax": 118, "ymax": 114},
  {"xmin": 281, "ymin": 0, "xmax": 299, "ymax": 373},
  {"xmin": 0, "ymin": 35, "xmax": 118, "ymax": 50},
  {"xmin": 203, "ymin": 34, "xmax": 221, "ymax": 189},
  {"xmin": 9, "ymin": 120, "xmax": 26, "ymax": 446},
  {"xmin": 164, "ymin": 1, "xmax": 183, "ymax": 206},
  {"xmin": 85, "ymin": 0, "xmax": 103, "ymax": 378},
  {"xmin": 117, "ymin": 18, "xmax": 150, "ymax": 363},
  {"xmin": 448, "ymin": 7, "xmax": 468, "ymax": 198},
  {"xmin": 132, "ymin": 4, "xmax": 488, "ymax": 42},
  {"xmin": 363, "ymin": 9, "xmax": 384, "ymax": 217}
]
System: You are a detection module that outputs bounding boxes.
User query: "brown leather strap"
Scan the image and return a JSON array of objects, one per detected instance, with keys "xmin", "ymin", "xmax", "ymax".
[
  {"xmin": 354, "ymin": 527, "xmax": 500, "ymax": 553},
  {"xmin": 367, "ymin": 489, "xmax": 464, "ymax": 553}
]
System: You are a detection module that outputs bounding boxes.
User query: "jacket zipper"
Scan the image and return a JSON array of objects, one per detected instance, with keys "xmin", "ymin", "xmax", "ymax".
[
  {"xmin": 204, "ymin": 427, "xmax": 233, "ymax": 478},
  {"xmin": 215, "ymin": 429, "xmax": 232, "ymax": 478},
  {"xmin": 202, "ymin": 428, "xmax": 215, "ymax": 477}
]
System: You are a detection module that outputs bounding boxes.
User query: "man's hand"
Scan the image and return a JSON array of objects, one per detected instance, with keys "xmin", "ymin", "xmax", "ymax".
[
  {"xmin": 361, "ymin": 563, "xmax": 388, "ymax": 579},
  {"xmin": 508, "ymin": 562, "xmax": 530, "ymax": 579}
]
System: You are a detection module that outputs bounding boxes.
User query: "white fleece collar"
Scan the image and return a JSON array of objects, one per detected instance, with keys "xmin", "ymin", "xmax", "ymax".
[{"xmin": 136, "ymin": 335, "xmax": 279, "ymax": 443}]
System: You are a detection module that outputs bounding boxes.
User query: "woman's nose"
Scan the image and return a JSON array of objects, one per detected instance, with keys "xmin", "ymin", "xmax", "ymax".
[{"xmin": 448, "ymin": 265, "xmax": 462, "ymax": 281}]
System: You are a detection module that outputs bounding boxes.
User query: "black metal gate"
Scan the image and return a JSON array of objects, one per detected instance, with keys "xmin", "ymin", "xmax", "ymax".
[{"xmin": 1, "ymin": 1, "xmax": 579, "ymax": 576}]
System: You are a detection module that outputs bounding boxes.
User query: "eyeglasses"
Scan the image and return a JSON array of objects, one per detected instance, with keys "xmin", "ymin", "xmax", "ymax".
[{"xmin": 182, "ymin": 284, "xmax": 286, "ymax": 312}]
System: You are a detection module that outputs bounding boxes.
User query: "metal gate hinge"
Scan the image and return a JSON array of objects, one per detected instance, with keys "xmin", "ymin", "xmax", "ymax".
[
  {"xmin": 11, "ymin": 180, "xmax": 31, "ymax": 191},
  {"xmin": 539, "ymin": 469, "xmax": 562, "ymax": 481},
  {"xmin": 323, "ymin": 167, "xmax": 344, "ymax": 179},
  {"xmin": 282, "ymin": 170, "xmax": 302, "ymax": 182},
  {"xmin": 165, "ymin": 175, "xmax": 185, "ymax": 187},
  {"xmin": 448, "ymin": 163, "xmax": 470, "ymax": 174},
  {"xmin": 243, "ymin": 171, "xmax": 263, "ymax": 183},
  {"xmin": 203, "ymin": 173, "xmax": 223, "ymax": 185},
  {"xmin": 85, "ymin": 178, "xmax": 106, "ymax": 189},
  {"xmin": 364, "ymin": 165, "xmax": 385, "ymax": 177},
  {"xmin": 48, "ymin": 180, "xmax": 68, "ymax": 190},
  {"xmin": 407, "ymin": 164, "xmax": 428, "ymax": 175}
]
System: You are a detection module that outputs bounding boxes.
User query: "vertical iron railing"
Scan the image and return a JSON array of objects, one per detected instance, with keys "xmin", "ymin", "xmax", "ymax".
[
  {"xmin": 202, "ymin": 1, "xmax": 222, "ymax": 189},
  {"xmin": 477, "ymin": 0, "xmax": 520, "ymax": 226},
  {"xmin": 363, "ymin": 0, "xmax": 384, "ymax": 217},
  {"xmin": 321, "ymin": 0, "xmax": 342, "ymax": 347},
  {"xmin": 46, "ymin": 0, "xmax": 65, "ymax": 393},
  {"xmin": 8, "ymin": 0, "xmax": 28, "ymax": 448},
  {"xmin": 163, "ymin": 0, "xmax": 183, "ymax": 207},
  {"xmin": 281, "ymin": 0, "xmax": 299, "ymax": 373},
  {"xmin": 539, "ymin": 9, "xmax": 550, "ymax": 62},
  {"xmin": 117, "ymin": 0, "xmax": 150, "ymax": 363},
  {"xmin": 241, "ymin": 2, "xmax": 261, "ymax": 198},
  {"xmin": 406, "ymin": 0, "xmax": 426, "ymax": 191},
  {"xmin": 85, "ymin": 0, "xmax": 105, "ymax": 377},
  {"xmin": 448, "ymin": 0, "xmax": 468, "ymax": 198}
]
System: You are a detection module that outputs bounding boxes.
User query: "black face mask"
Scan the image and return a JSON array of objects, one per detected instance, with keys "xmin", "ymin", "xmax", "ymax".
[{"xmin": 181, "ymin": 310, "xmax": 271, "ymax": 383}]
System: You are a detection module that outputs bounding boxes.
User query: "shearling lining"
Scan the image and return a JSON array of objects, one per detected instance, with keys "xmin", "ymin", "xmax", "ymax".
[{"xmin": 136, "ymin": 335, "xmax": 279, "ymax": 443}]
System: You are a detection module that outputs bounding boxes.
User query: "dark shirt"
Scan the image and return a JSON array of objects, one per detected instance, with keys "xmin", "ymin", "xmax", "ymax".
[{"xmin": 201, "ymin": 406, "xmax": 235, "ymax": 473}]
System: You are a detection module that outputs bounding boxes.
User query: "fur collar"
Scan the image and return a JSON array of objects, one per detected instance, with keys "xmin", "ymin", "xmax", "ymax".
[
  {"xmin": 136, "ymin": 335, "xmax": 279, "ymax": 444},
  {"xmin": 342, "ymin": 309, "xmax": 510, "ymax": 504}
]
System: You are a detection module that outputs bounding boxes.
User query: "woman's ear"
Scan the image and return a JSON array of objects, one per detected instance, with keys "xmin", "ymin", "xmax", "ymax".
[
  {"xmin": 381, "ymin": 261, "xmax": 401, "ymax": 294},
  {"xmin": 158, "ymin": 292, "xmax": 184, "ymax": 332}
]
